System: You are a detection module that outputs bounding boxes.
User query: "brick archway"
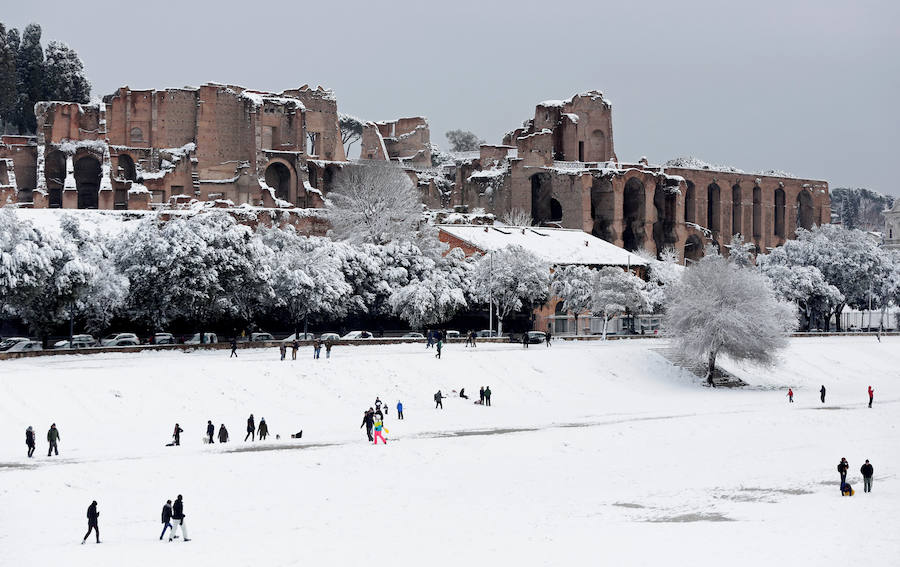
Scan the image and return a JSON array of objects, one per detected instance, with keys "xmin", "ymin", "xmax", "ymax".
[
  {"xmin": 263, "ymin": 158, "xmax": 297, "ymax": 205},
  {"xmin": 74, "ymin": 155, "xmax": 102, "ymax": 209}
]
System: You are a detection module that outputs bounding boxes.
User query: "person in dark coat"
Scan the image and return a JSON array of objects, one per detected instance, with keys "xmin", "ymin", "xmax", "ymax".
[
  {"xmin": 257, "ymin": 418, "xmax": 269, "ymax": 441},
  {"xmin": 435, "ymin": 338, "xmax": 443, "ymax": 359},
  {"xmin": 172, "ymin": 423, "xmax": 183, "ymax": 446},
  {"xmin": 460, "ymin": 388, "xmax": 468, "ymax": 399},
  {"xmin": 279, "ymin": 343, "xmax": 287, "ymax": 361},
  {"xmin": 396, "ymin": 401, "xmax": 404, "ymax": 420},
  {"xmin": 820, "ymin": 385, "xmax": 826, "ymax": 403},
  {"xmin": 325, "ymin": 339, "xmax": 333, "ymax": 359},
  {"xmin": 160, "ymin": 499, "xmax": 173, "ymax": 540},
  {"xmin": 485, "ymin": 386, "xmax": 492, "ymax": 407},
  {"xmin": 81, "ymin": 500, "xmax": 100, "ymax": 544},
  {"xmin": 47, "ymin": 423, "xmax": 60, "ymax": 456},
  {"xmin": 313, "ymin": 339, "xmax": 321, "ymax": 359},
  {"xmin": 860, "ymin": 460, "xmax": 874, "ymax": 493},
  {"xmin": 217, "ymin": 424, "xmax": 229, "ymax": 443},
  {"xmin": 206, "ymin": 420, "xmax": 215, "ymax": 444},
  {"xmin": 245, "ymin": 414, "xmax": 255, "ymax": 442},
  {"xmin": 361, "ymin": 408, "xmax": 375, "ymax": 441},
  {"xmin": 522, "ymin": 333, "xmax": 529, "ymax": 348},
  {"xmin": 545, "ymin": 330, "xmax": 551, "ymax": 347},
  {"xmin": 230, "ymin": 338, "xmax": 238, "ymax": 358},
  {"xmin": 291, "ymin": 340, "xmax": 299, "ymax": 360},
  {"xmin": 838, "ymin": 457, "xmax": 849, "ymax": 485},
  {"xmin": 479, "ymin": 387, "xmax": 485, "ymax": 405},
  {"xmin": 169, "ymin": 494, "xmax": 190, "ymax": 542},
  {"xmin": 434, "ymin": 390, "xmax": 444, "ymax": 409},
  {"xmin": 868, "ymin": 385, "xmax": 874, "ymax": 408},
  {"xmin": 25, "ymin": 426, "xmax": 35, "ymax": 458},
  {"xmin": 426, "ymin": 330, "xmax": 434, "ymax": 349}
]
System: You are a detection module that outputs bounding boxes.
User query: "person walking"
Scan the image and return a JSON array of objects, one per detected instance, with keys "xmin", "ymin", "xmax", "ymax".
[
  {"xmin": 325, "ymin": 339, "xmax": 333, "ymax": 359},
  {"xmin": 465, "ymin": 330, "xmax": 472, "ymax": 347},
  {"xmin": 160, "ymin": 499, "xmax": 173, "ymax": 540},
  {"xmin": 291, "ymin": 340, "xmax": 299, "ymax": 360},
  {"xmin": 373, "ymin": 417, "xmax": 388, "ymax": 445},
  {"xmin": 426, "ymin": 330, "xmax": 434, "ymax": 349},
  {"xmin": 81, "ymin": 500, "xmax": 100, "ymax": 544},
  {"xmin": 787, "ymin": 388, "xmax": 794, "ymax": 403},
  {"xmin": 470, "ymin": 330, "xmax": 477, "ymax": 348},
  {"xmin": 257, "ymin": 418, "xmax": 269, "ymax": 441},
  {"xmin": 435, "ymin": 338, "xmax": 443, "ymax": 359},
  {"xmin": 485, "ymin": 386, "xmax": 492, "ymax": 407},
  {"xmin": 245, "ymin": 414, "xmax": 255, "ymax": 442},
  {"xmin": 217, "ymin": 424, "xmax": 229, "ymax": 443},
  {"xmin": 375, "ymin": 397, "xmax": 382, "ymax": 413},
  {"xmin": 838, "ymin": 458, "xmax": 849, "ymax": 485},
  {"xmin": 313, "ymin": 339, "xmax": 321, "ymax": 359},
  {"xmin": 397, "ymin": 401, "xmax": 404, "ymax": 420},
  {"xmin": 820, "ymin": 385, "xmax": 826, "ymax": 404},
  {"xmin": 47, "ymin": 423, "xmax": 60, "ymax": 456},
  {"xmin": 522, "ymin": 333, "xmax": 529, "ymax": 349},
  {"xmin": 545, "ymin": 330, "xmax": 551, "ymax": 347},
  {"xmin": 434, "ymin": 390, "xmax": 444, "ymax": 409},
  {"xmin": 860, "ymin": 460, "xmax": 874, "ymax": 493},
  {"xmin": 868, "ymin": 385, "xmax": 874, "ymax": 408},
  {"xmin": 230, "ymin": 338, "xmax": 238, "ymax": 358},
  {"xmin": 172, "ymin": 423, "xmax": 183, "ymax": 446},
  {"xmin": 361, "ymin": 408, "xmax": 375, "ymax": 441},
  {"xmin": 279, "ymin": 342, "xmax": 286, "ymax": 361},
  {"xmin": 169, "ymin": 495, "xmax": 190, "ymax": 542},
  {"xmin": 206, "ymin": 420, "xmax": 215, "ymax": 444},
  {"xmin": 479, "ymin": 387, "xmax": 485, "ymax": 405},
  {"xmin": 25, "ymin": 426, "xmax": 35, "ymax": 458}
]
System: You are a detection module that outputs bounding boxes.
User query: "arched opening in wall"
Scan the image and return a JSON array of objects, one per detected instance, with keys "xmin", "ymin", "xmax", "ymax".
[
  {"xmin": 653, "ymin": 183, "xmax": 677, "ymax": 254},
  {"xmin": 45, "ymin": 150, "xmax": 66, "ymax": 208},
  {"xmin": 591, "ymin": 129, "xmax": 606, "ymax": 162},
  {"xmin": 74, "ymin": 156, "xmax": 102, "ymax": 209},
  {"xmin": 684, "ymin": 181, "xmax": 696, "ymax": 224},
  {"xmin": 264, "ymin": 162, "xmax": 292, "ymax": 202},
  {"xmin": 797, "ymin": 190, "xmax": 814, "ymax": 231},
  {"xmin": 752, "ymin": 186, "xmax": 762, "ymax": 238},
  {"xmin": 774, "ymin": 188, "xmax": 786, "ymax": 237},
  {"xmin": 530, "ymin": 172, "xmax": 553, "ymax": 225},
  {"xmin": 590, "ymin": 176, "xmax": 615, "ymax": 241},
  {"xmin": 554, "ymin": 301, "xmax": 568, "ymax": 334},
  {"xmin": 116, "ymin": 154, "xmax": 136, "ymax": 182},
  {"xmin": 732, "ymin": 184, "xmax": 742, "ymax": 236},
  {"xmin": 684, "ymin": 235, "xmax": 703, "ymax": 263},
  {"xmin": 549, "ymin": 198, "xmax": 563, "ymax": 223},
  {"xmin": 707, "ymin": 183, "xmax": 721, "ymax": 233},
  {"xmin": 622, "ymin": 177, "xmax": 646, "ymax": 252}
]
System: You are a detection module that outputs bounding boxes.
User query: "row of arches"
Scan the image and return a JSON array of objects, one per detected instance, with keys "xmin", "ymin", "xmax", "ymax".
[{"xmin": 44, "ymin": 150, "xmax": 102, "ymax": 209}]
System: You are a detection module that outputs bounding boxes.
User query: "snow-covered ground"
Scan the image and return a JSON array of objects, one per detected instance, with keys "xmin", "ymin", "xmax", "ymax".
[{"xmin": 1, "ymin": 337, "xmax": 897, "ymax": 565}]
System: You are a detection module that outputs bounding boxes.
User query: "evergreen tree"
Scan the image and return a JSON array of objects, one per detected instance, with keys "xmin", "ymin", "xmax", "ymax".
[
  {"xmin": 0, "ymin": 23, "xmax": 18, "ymax": 133},
  {"xmin": 43, "ymin": 41, "xmax": 90, "ymax": 103},
  {"xmin": 15, "ymin": 23, "xmax": 44, "ymax": 134}
]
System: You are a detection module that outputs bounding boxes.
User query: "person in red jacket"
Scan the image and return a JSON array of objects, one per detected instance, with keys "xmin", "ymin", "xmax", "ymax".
[
  {"xmin": 868, "ymin": 386, "xmax": 874, "ymax": 408},
  {"xmin": 787, "ymin": 388, "xmax": 794, "ymax": 403}
]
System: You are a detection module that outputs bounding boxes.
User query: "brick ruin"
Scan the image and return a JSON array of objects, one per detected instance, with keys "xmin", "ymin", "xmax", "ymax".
[{"xmin": 0, "ymin": 85, "xmax": 829, "ymax": 258}]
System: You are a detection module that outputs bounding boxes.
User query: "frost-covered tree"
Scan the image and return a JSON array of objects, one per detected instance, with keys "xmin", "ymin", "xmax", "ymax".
[
  {"xmin": 665, "ymin": 253, "xmax": 797, "ymax": 383},
  {"xmin": 326, "ymin": 164, "xmax": 422, "ymax": 245},
  {"xmin": 500, "ymin": 208, "xmax": 534, "ymax": 227},
  {"xmin": 389, "ymin": 246, "xmax": 472, "ymax": 329},
  {"xmin": 445, "ymin": 129, "xmax": 484, "ymax": 152},
  {"xmin": 0, "ymin": 208, "xmax": 58, "ymax": 326},
  {"xmin": 757, "ymin": 261, "xmax": 843, "ymax": 332},
  {"xmin": 15, "ymin": 23, "xmax": 43, "ymax": 134},
  {"xmin": 43, "ymin": 41, "xmax": 91, "ymax": 103},
  {"xmin": 550, "ymin": 265, "xmax": 594, "ymax": 335},
  {"xmin": 635, "ymin": 247, "xmax": 682, "ymax": 311},
  {"xmin": 339, "ymin": 113, "xmax": 364, "ymax": 156},
  {"xmin": 471, "ymin": 245, "xmax": 548, "ymax": 335},
  {"xmin": 591, "ymin": 267, "xmax": 647, "ymax": 340},
  {"xmin": 725, "ymin": 233, "xmax": 754, "ymax": 268}
]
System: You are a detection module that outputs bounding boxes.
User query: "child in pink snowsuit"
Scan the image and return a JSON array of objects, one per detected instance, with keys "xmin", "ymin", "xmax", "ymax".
[{"xmin": 373, "ymin": 419, "xmax": 388, "ymax": 445}]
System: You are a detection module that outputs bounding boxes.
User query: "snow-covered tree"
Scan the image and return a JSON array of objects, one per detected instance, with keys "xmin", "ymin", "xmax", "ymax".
[
  {"xmin": 665, "ymin": 253, "xmax": 797, "ymax": 383},
  {"xmin": 0, "ymin": 208, "xmax": 58, "ymax": 328},
  {"xmin": 445, "ymin": 129, "xmax": 484, "ymax": 152},
  {"xmin": 550, "ymin": 265, "xmax": 594, "ymax": 335},
  {"xmin": 635, "ymin": 247, "xmax": 682, "ymax": 311},
  {"xmin": 591, "ymin": 267, "xmax": 647, "ymax": 340},
  {"xmin": 43, "ymin": 41, "xmax": 90, "ymax": 104},
  {"xmin": 500, "ymin": 208, "xmax": 534, "ymax": 227},
  {"xmin": 471, "ymin": 245, "xmax": 549, "ymax": 335},
  {"xmin": 725, "ymin": 233, "xmax": 754, "ymax": 268},
  {"xmin": 339, "ymin": 113, "xmax": 364, "ymax": 156},
  {"xmin": 326, "ymin": 164, "xmax": 422, "ymax": 245},
  {"xmin": 389, "ymin": 246, "xmax": 472, "ymax": 328},
  {"xmin": 757, "ymin": 261, "xmax": 843, "ymax": 332}
]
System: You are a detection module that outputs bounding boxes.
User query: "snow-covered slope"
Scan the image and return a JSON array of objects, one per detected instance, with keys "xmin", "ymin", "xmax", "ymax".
[{"xmin": 0, "ymin": 337, "xmax": 897, "ymax": 565}]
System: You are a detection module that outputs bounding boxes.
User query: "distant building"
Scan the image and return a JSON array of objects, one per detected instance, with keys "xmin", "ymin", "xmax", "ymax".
[{"xmin": 885, "ymin": 199, "xmax": 900, "ymax": 250}]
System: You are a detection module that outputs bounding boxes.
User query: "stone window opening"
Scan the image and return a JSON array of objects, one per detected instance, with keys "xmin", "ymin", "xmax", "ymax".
[
  {"xmin": 752, "ymin": 186, "xmax": 762, "ymax": 238},
  {"xmin": 306, "ymin": 132, "xmax": 320, "ymax": 156},
  {"xmin": 774, "ymin": 188, "xmax": 786, "ymax": 238},
  {"xmin": 622, "ymin": 177, "xmax": 646, "ymax": 252},
  {"xmin": 707, "ymin": 183, "xmax": 721, "ymax": 234},
  {"xmin": 731, "ymin": 184, "xmax": 742, "ymax": 236},
  {"xmin": 529, "ymin": 172, "xmax": 553, "ymax": 225},
  {"xmin": 264, "ymin": 162, "xmax": 292, "ymax": 202},
  {"xmin": 74, "ymin": 156, "xmax": 102, "ymax": 209},
  {"xmin": 797, "ymin": 190, "xmax": 814, "ymax": 231},
  {"xmin": 590, "ymin": 176, "xmax": 615, "ymax": 242},
  {"xmin": 684, "ymin": 181, "xmax": 696, "ymax": 224}
]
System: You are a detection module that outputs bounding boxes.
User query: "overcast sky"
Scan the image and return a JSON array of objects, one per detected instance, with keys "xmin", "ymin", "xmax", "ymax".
[{"xmin": 4, "ymin": 0, "xmax": 899, "ymax": 195}]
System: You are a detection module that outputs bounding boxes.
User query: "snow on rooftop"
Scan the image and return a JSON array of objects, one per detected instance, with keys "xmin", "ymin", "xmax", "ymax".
[{"xmin": 439, "ymin": 225, "xmax": 646, "ymax": 267}]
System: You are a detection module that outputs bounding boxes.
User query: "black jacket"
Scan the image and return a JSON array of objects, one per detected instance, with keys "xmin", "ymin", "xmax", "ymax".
[
  {"xmin": 207, "ymin": 423, "xmax": 215, "ymax": 436},
  {"xmin": 173, "ymin": 499, "xmax": 185, "ymax": 520},
  {"xmin": 87, "ymin": 503, "xmax": 99, "ymax": 523},
  {"xmin": 218, "ymin": 426, "xmax": 229, "ymax": 442},
  {"xmin": 861, "ymin": 463, "xmax": 874, "ymax": 478},
  {"xmin": 258, "ymin": 421, "xmax": 268, "ymax": 436},
  {"xmin": 247, "ymin": 417, "xmax": 255, "ymax": 432},
  {"xmin": 162, "ymin": 504, "xmax": 172, "ymax": 524},
  {"xmin": 361, "ymin": 412, "xmax": 374, "ymax": 428},
  {"xmin": 838, "ymin": 461, "xmax": 849, "ymax": 473},
  {"xmin": 26, "ymin": 430, "xmax": 35, "ymax": 445}
]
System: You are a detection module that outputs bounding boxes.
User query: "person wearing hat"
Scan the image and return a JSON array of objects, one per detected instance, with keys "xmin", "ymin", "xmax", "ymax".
[
  {"xmin": 47, "ymin": 423, "xmax": 60, "ymax": 456},
  {"xmin": 257, "ymin": 418, "xmax": 269, "ymax": 441},
  {"xmin": 160, "ymin": 499, "xmax": 173, "ymax": 540},
  {"xmin": 81, "ymin": 500, "xmax": 100, "ymax": 544},
  {"xmin": 25, "ymin": 426, "xmax": 35, "ymax": 458},
  {"xmin": 837, "ymin": 458, "xmax": 849, "ymax": 485},
  {"xmin": 860, "ymin": 460, "xmax": 874, "ymax": 493},
  {"xmin": 169, "ymin": 494, "xmax": 190, "ymax": 542}
]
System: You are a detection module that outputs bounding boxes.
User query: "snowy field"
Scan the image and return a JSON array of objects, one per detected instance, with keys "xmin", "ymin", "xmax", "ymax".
[{"xmin": 1, "ymin": 337, "xmax": 898, "ymax": 566}]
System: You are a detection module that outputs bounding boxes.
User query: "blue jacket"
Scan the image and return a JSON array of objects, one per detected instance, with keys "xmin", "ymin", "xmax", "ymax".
[{"xmin": 397, "ymin": 402, "xmax": 403, "ymax": 411}]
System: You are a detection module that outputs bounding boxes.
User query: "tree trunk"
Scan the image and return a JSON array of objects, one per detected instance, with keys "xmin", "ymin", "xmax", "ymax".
[
  {"xmin": 707, "ymin": 349, "xmax": 718, "ymax": 386},
  {"xmin": 601, "ymin": 313, "xmax": 608, "ymax": 340},
  {"xmin": 834, "ymin": 303, "xmax": 845, "ymax": 332},
  {"xmin": 573, "ymin": 313, "xmax": 578, "ymax": 337},
  {"xmin": 497, "ymin": 313, "xmax": 503, "ymax": 337}
]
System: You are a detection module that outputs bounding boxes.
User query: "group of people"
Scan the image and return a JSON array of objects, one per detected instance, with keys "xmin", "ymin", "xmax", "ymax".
[
  {"xmin": 785, "ymin": 385, "xmax": 875, "ymax": 407},
  {"xmin": 361, "ymin": 397, "xmax": 398, "ymax": 444},
  {"xmin": 279, "ymin": 339, "xmax": 334, "ymax": 361},
  {"xmin": 24, "ymin": 423, "xmax": 60, "ymax": 458},
  {"xmin": 837, "ymin": 457, "xmax": 876, "ymax": 496},
  {"xmin": 78, "ymin": 494, "xmax": 191, "ymax": 545}
]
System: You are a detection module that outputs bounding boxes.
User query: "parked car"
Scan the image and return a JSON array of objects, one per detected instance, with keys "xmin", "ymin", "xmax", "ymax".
[
  {"xmin": 152, "ymin": 332, "xmax": 176, "ymax": 345},
  {"xmin": 53, "ymin": 334, "xmax": 98, "ymax": 349},
  {"xmin": 525, "ymin": 331, "xmax": 546, "ymax": 344},
  {"xmin": 101, "ymin": 333, "xmax": 140, "ymax": 347},
  {"xmin": 0, "ymin": 337, "xmax": 31, "ymax": 352},
  {"xmin": 319, "ymin": 332, "xmax": 340, "ymax": 342},
  {"xmin": 185, "ymin": 332, "xmax": 218, "ymax": 345},
  {"xmin": 445, "ymin": 330, "xmax": 460, "ymax": 339},
  {"xmin": 476, "ymin": 329, "xmax": 500, "ymax": 338},
  {"xmin": 5, "ymin": 340, "xmax": 42, "ymax": 353},
  {"xmin": 402, "ymin": 332, "xmax": 425, "ymax": 339},
  {"xmin": 341, "ymin": 330, "xmax": 373, "ymax": 340},
  {"xmin": 281, "ymin": 332, "xmax": 315, "ymax": 342}
]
